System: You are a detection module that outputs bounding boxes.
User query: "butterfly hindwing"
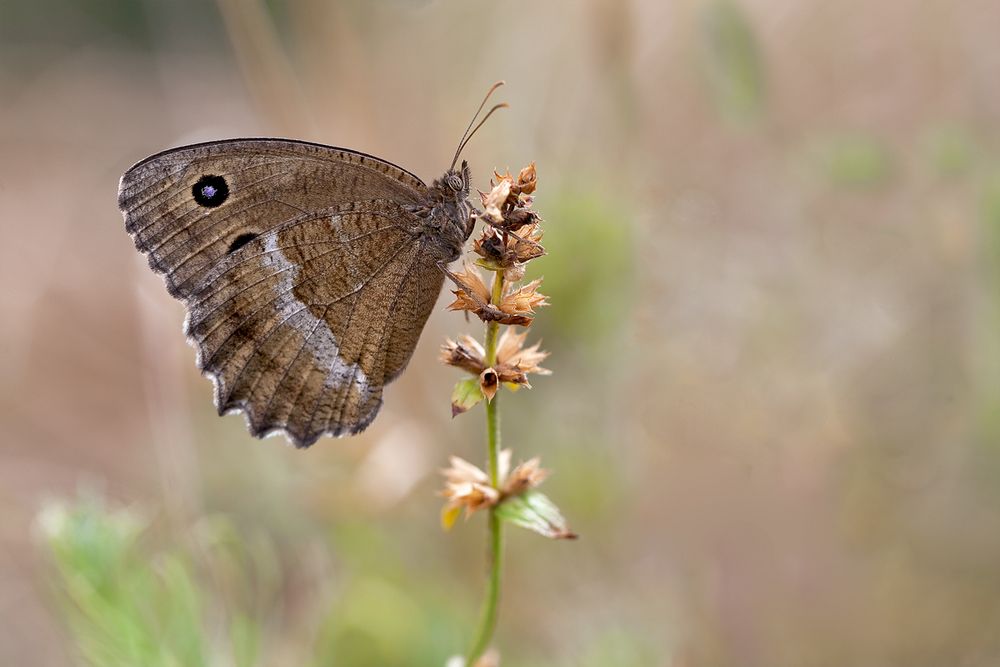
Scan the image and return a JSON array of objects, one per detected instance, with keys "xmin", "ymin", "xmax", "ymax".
[{"xmin": 119, "ymin": 139, "xmax": 447, "ymax": 446}]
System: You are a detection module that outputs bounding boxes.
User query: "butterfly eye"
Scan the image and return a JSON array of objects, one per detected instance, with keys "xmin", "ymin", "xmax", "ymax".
[
  {"xmin": 192, "ymin": 174, "xmax": 229, "ymax": 207},
  {"xmin": 446, "ymin": 174, "xmax": 463, "ymax": 191}
]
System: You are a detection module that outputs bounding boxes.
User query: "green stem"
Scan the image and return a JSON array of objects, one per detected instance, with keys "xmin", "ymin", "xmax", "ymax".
[{"xmin": 466, "ymin": 273, "xmax": 505, "ymax": 666}]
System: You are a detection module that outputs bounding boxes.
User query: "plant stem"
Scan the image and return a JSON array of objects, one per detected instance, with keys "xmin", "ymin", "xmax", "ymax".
[
  {"xmin": 466, "ymin": 272, "xmax": 506, "ymax": 666},
  {"xmin": 483, "ymin": 273, "xmax": 504, "ymax": 484}
]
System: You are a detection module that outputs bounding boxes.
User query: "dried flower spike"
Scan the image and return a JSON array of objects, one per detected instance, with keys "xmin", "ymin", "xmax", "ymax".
[{"xmin": 440, "ymin": 158, "xmax": 572, "ymax": 665}]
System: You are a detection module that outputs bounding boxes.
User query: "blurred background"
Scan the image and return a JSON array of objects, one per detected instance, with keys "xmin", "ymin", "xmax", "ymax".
[{"xmin": 3, "ymin": 0, "xmax": 1000, "ymax": 664}]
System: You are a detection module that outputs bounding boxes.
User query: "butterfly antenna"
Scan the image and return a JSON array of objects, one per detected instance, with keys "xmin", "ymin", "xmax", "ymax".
[{"xmin": 451, "ymin": 81, "xmax": 508, "ymax": 169}]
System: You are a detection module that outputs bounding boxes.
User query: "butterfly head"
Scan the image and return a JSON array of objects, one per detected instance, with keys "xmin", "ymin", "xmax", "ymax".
[{"xmin": 421, "ymin": 160, "xmax": 474, "ymax": 259}]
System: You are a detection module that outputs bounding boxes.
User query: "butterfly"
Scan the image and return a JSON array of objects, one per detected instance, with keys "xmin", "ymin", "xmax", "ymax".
[{"xmin": 118, "ymin": 83, "xmax": 508, "ymax": 448}]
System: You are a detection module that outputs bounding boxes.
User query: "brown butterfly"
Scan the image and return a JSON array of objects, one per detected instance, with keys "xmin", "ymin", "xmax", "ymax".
[{"xmin": 119, "ymin": 84, "xmax": 507, "ymax": 448}]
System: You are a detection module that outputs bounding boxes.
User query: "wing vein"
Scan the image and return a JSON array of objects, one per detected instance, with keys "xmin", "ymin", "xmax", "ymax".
[
  {"xmin": 324, "ymin": 242, "xmax": 423, "ymax": 434},
  {"xmin": 257, "ymin": 304, "xmax": 331, "ymax": 422}
]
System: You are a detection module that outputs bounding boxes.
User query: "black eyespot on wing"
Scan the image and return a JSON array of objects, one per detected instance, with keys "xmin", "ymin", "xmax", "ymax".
[
  {"xmin": 192, "ymin": 175, "xmax": 229, "ymax": 207},
  {"xmin": 227, "ymin": 232, "xmax": 258, "ymax": 254}
]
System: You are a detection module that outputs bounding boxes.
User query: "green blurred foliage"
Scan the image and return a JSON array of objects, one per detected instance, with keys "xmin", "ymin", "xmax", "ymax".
[
  {"xmin": 0, "ymin": 0, "xmax": 153, "ymax": 49},
  {"xmin": 533, "ymin": 187, "xmax": 634, "ymax": 351},
  {"xmin": 573, "ymin": 627, "xmax": 661, "ymax": 667},
  {"xmin": 924, "ymin": 124, "xmax": 978, "ymax": 178},
  {"xmin": 698, "ymin": 0, "xmax": 766, "ymax": 123},
  {"xmin": 39, "ymin": 495, "xmax": 473, "ymax": 667},
  {"xmin": 39, "ymin": 480, "xmax": 613, "ymax": 666},
  {"xmin": 815, "ymin": 134, "xmax": 893, "ymax": 188},
  {"xmin": 512, "ymin": 626, "xmax": 660, "ymax": 667},
  {"xmin": 39, "ymin": 494, "xmax": 210, "ymax": 667},
  {"xmin": 977, "ymin": 169, "xmax": 1000, "ymax": 445},
  {"xmin": 312, "ymin": 575, "xmax": 455, "ymax": 667}
]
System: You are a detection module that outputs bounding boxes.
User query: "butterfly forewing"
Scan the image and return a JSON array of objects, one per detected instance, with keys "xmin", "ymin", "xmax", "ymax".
[
  {"xmin": 119, "ymin": 139, "xmax": 425, "ymax": 298},
  {"xmin": 119, "ymin": 139, "xmax": 447, "ymax": 447}
]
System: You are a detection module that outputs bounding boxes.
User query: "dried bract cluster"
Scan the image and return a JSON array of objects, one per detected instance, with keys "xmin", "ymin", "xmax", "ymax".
[
  {"xmin": 441, "ymin": 329, "xmax": 550, "ymax": 401},
  {"xmin": 440, "ymin": 449, "xmax": 551, "ymax": 528},
  {"xmin": 446, "ymin": 265, "xmax": 547, "ymax": 326}
]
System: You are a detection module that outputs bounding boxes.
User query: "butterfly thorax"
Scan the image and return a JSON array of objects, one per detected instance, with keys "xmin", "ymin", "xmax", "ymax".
[{"xmin": 407, "ymin": 160, "xmax": 474, "ymax": 262}]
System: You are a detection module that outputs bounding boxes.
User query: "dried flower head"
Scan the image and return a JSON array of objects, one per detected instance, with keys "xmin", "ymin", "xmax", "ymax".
[
  {"xmin": 480, "ymin": 179, "xmax": 511, "ymax": 225},
  {"xmin": 446, "ymin": 265, "xmax": 548, "ymax": 327},
  {"xmin": 441, "ymin": 328, "xmax": 549, "ymax": 393},
  {"xmin": 439, "ymin": 335, "xmax": 486, "ymax": 375},
  {"xmin": 439, "ymin": 449, "xmax": 550, "ymax": 529},
  {"xmin": 446, "ymin": 263, "xmax": 491, "ymax": 313},
  {"xmin": 439, "ymin": 454, "xmax": 504, "ymax": 528},
  {"xmin": 498, "ymin": 279, "xmax": 548, "ymax": 323},
  {"xmin": 494, "ymin": 328, "xmax": 551, "ymax": 385},
  {"xmin": 492, "ymin": 163, "xmax": 536, "ymax": 200},
  {"xmin": 501, "ymin": 457, "xmax": 549, "ymax": 496},
  {"xmin": 515, "ymin": 162, "xmax": 536, "ymax": 195},
  {"xmin": 473, "ymin": 223, "xmax": 545, "ymax": 268},
  {"xmin": 503, "ymin": 262, "xmax": 526, "ymax": 283},
  {"xmin": 500, "ymin": 208, "xmax": 538, "ymax": 232},
  {"xmin": 479, "ymin": 368, "xmax": 499, "ymax": 401},
  {"xmin": 478, "ymin": 163, "xmax": 538, "ymax": 230}
]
